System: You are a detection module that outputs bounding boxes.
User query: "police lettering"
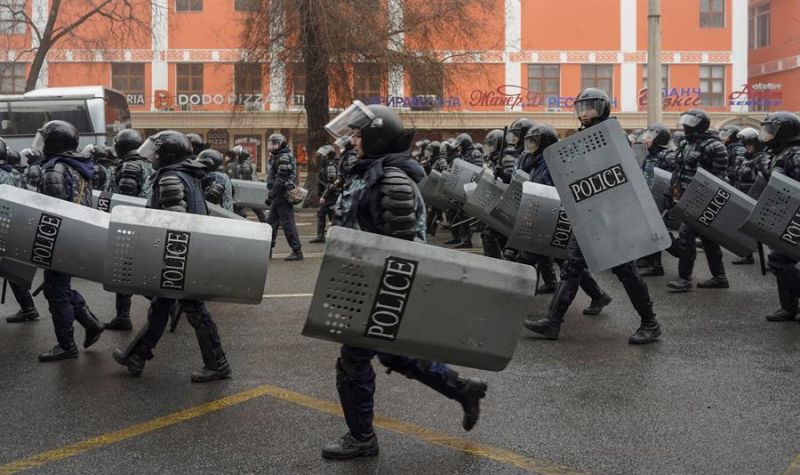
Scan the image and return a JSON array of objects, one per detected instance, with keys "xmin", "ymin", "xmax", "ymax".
[
  {"xmin": 550, "ymin": 208, "xmax": 572, "ymax": 248},
  {"xmin": 364, "ymin": 257, "xmax": 418, "ymax": 341},
  {"xmin": 780, "ymin": 206, "xmax": 800, "ymax": 246},
  {"xmin": 160, "ymin": 230, "xmax": 191, "ymax": 290},
  {"xmin": 31, "ymin": 213, "xmax": 62, "ymax": 267},
  {"xmin": 698, "ymin": 188, "xmax": 731, "ymax": 227},
  {"xmin": 569, "ymin": 165, "xmax": 628, "ymax": 203}
]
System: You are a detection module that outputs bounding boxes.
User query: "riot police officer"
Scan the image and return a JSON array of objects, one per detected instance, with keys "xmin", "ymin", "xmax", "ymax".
[
  {"xmin": 0, "ymin": 139, "xmax": 40, "ymax": 324},
  {"xmin": 84, "ymin": 144, "xmax": 114, "ymax": 192},
  {"xmin": 454, "ymin": 133, "xmax": 483, "ymax": 167},
  {"xmin": 227, "ymin": 145, "xmax": 266, "ymax": 222},
  {"xmin": 525, "ymin": 88, "xmax": 661, "ymax": 344},
  {"xmin": 759, "ymin": 112, "xmax": 800, "ymax": 322},
  {"xmin": 479, "ymin": 130, "xmax": 508, "ymax": 258},
  {"xmin": 311, "ymin": 145, "xmax": 339, "ymax": 244},
  {"xmin": 321, "ymin": 101, "xmax": 487, "ymax": 459},
  {"xmin": 197, "ymin": 149, "xmax": 234, "ymax": 211},
  {"xmin": 265, "ymin": 133, "xmax": 303, "ymax": 261},
  {"xmin": 113, "ymin": 130, "xmax": 231, "ymax": 382},
  {"xmin": 423, "ymin": 140, "xmax": 446, "ymax": 235},
  {"xmin": 103, "ymin": 129, "xmax": 154, "ymax": 331},
  {"xmin": 666, "ymin": 109, "xmax": 730, "ymax": 292},
  {"xmin": 185, "ymin": 133, "xmax": 207, "ymax": 157},
  {"xmin": 637, "ymin": 124, "xmax": 676, "ymax": 277},
  {"xmin": 22, "ymin": 148, "xmax": 44, "ymax": 191},
  {"xmin": 34, "ymin": 121, "xmax": 105, "ymax": 361},
  {"xmin": 719, "ymin": 125, "xmax": 747, "ymax": 185}
]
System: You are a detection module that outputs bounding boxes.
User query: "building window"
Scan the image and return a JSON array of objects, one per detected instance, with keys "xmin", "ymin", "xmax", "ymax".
[
  {"xmin": 580, "ymin": 64, "xmax": 613, "ymax": 94},
  {"xmin": 234, "ymin": 62, "xmax": 262, "ymax": 104},
  {"xmin": 700, "ymin": 0, "xmax": 724, "ymax": 28},
  {"xmin": 0, "ymin": 0, "xmax": 26, "ymax": 35},
  {"xmin": 642, "ymin": 64, "xmax": 669, "ymax": 92},
  {"xmin": 748, "ymin": 3, "xmax": 770, "ymax": 49},
  {"xmin": 111, "ymin": 63, "xmax": 145, "ymax": 98},
  {"xmin": 175, "ymin": 0, "xmax": 202, "ymax": 12},
  {"xmin": 353, "ymin": 64, "xmax": 384, "ymax": 101},
  {"xmin": 288, "ymin": 63, "xmax": 306, "ymax": 107},
  {"xmin": 409, "ymin": 62, "xmax": 444, "ymax": 110},
  {"xmin": 176, "ymin": 63, "xmax": 203, "ymax": 97},
  {"xmin": 527, "ymin": 64, "xmax": 560, "ymax": 107},
  {"xmin": 0, "ymin": 63, "xmax": 25, "ymax": 94},
  {"xmin": 699, "ymin": 65, "xmax": 725, "ymax": 107},
  {"xmin": 234, "ymin": 0, "xmax": 258, "ymax": 12}
]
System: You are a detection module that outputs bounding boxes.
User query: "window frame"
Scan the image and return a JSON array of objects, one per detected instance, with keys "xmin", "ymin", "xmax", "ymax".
[
  {"xmin": 233, "ymin": 62, "xmax": 263, "ymax": 104},
  {"xmin": 0, "ymin": 62, "xmax": 26, "ymax": 94},
  {"xmin": 111, "ymin": 63, "xmax": 146, "ymax": 99},
  {"xmin": 176, "ymin": 63, "xmax": 204, "ymax": 98},
  {"xmin": 580, "ymin": 64, "xmax": 613, "ymax": 96},
  {"xmin": 353, "ymin": 63, "xmax": 385, "ymax": 101},
  {"xmin": 175, "ymin": 0, "xmax": 202, "ymax": 12},
  {"xmin": 700, "ymin": 0, "xmax": 725, "ymax": 28},
  {"xmin": 699, "ymin": 64, "xmax": 725, "ymax": 108},
  {"xmin": 234, "ymin": 0, "xmax": 258, "ymax": 12},
  {"xmin": 748, "ymin": 3, "xmax": 770, "ymax": 49},
  {"xmin": 0, "ymin": 0, "xmax": 26, "ymax": 35},
  {"xmin": 642, "ymin": 64, "xmax": 669, "ymax": 92},
  {"xmin": 526, "ymin": 64, "xmax": 560, "ymax": 107}
]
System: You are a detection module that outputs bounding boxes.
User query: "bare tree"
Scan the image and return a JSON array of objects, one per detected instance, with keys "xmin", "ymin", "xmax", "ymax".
[
  {"xmin": 0, "ymin": 0, "xmax": 154, "ymax": 92},
  {"xmin": 240, "ymin": 0, "xmax": 497, "ymax": 194}
]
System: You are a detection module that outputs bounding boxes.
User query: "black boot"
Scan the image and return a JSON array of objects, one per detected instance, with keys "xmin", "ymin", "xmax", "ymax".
[
  {"xmin": 322, "ymin": 433, "xmax": 379, "ymax": 460},
  {"xmin": 629, "ymin": 321, "xmax": 662, "ymax": 344},
  {"xmin": 538, "ymin": 259, "xmax": 558, "ymax": 294},
  {"xmin": 667, "ymin": 277, "xmax": 692, "ymax": 292},
  {"xmin": 39, "ymin": 328, "xmax": 79, "ymax": 362},
  {"xmin": 285, "ymin": 251, "xmax": 304, "ymax": 261},
  {"xmin": 105, "ymin": 294, "xmax": 133, "ymax": 331},
  {"xmin": 6, "ymin": 307, "xmax": 39, "ymax": 323},
  {"xmin": 310, "ymin": 219, "xmax": 326, "ymax": 243},
  {"xmin": 189, "ymin": 311, "xmax": 231, "ymax": 383},
  {"xmin": 697, "ymin": 275, "xmax": 729, "ymax": 289},
  {"xmin": 766, "ymin": 277, "xmax": 798, "ymax": 321},
  {"xmin": 524, "ymin": 318, "xmax": 561, "ymax": 339},
  {"xmin": 453, "ymin": 240, "xmax": 473, "ymax": 249},
  {"xmin": 74, "ymin": 306, "xmax": 105, "ymax": 348},
  {"xmin": 583, "ymin": 293, "xmax": 612, "ymax": 315},
  {"xmin": 112, "ymin": 322, "xmax": 152, "ymax": 376}
]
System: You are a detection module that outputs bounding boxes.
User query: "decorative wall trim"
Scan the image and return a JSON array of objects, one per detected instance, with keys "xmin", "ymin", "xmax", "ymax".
[{"xmin": 749, "ymin": 55, "xmax": 800, "ymax": 77}]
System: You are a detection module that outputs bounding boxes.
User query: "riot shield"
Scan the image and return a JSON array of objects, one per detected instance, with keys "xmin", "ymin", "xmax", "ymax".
[
  {"xmin": 103, "ymin": 206, "xmax": 271, "ymax": 304},
  {"xmin": 0, "ymin": 259, "xmax": 37, "ymax": 288},
  {"xmin": 506, "ymin": 182, "xmax": 571, "ymax": 260},
  {"xmin": 672, "ymin": 167, "xmax": 757, "ymax": 257},
  {"xmin": 419, "ymin": 170, "xmax": 451, "ymax": 211},
  {"xmin": 739, "ymin": 172, "xmax": 800, "ymax": 261},
  {"xmin": 442, "ymin": 159, "xmax": 485, "ymax": 202},
  {"xmin": 651, "ymin": 167, "xmax": 672, "ymax": 212},
  {"xmin": 462, "ymin": 173, "xmax": 509, "ymax": 235},
  {"xmin": 232, "ymin": 179, "xmax": 268, "ymax": 210},
  {"xmin": 489, "ymin": 170, "xmax": 530, "ymax": 233},
  {"xmin": 91, "ymin": 190, "xmax": 147, "ymax": 211},
  {"xmin": 0, "ymin": 185, "xmax": 109, "ymax": 282},
  {"xmin": 302, "ymin": 227, "xmax": 537, "ymax": 371},
  {"xmin": 747, "ymin": 174, "xmax": 769, "ymax": 200},
  {"xmin": 543, "ymin": 120, "xmax": 671, "ymax": 272},
  {"xmin": 207, "ymin": 203, "xmax": 246, "ymax": 220}
]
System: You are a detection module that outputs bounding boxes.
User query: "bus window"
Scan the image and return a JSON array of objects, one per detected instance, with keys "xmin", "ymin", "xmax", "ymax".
[
  {"xmin": 0, "ymin": 100, "xmax": 92, "ymax": 136},
  {"xmin": 104, "ymin": 89, "xmax": 131, "ymax": 138}
]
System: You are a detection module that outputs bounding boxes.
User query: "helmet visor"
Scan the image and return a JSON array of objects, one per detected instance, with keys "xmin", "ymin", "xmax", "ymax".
[
  {"xmin": 136, "ymin": 138, "xmax": 158, "ymax": 161},
  {"xmin": 679, "ymin": 113, "xmax": 702, "ymax": 128},
  {"xmin": 641, "ymin": 129, "xmax": 658, "ymax": 144},
  {"xmin": 423, "ymin": 149, "xmax": 433, "ymax": 159},
  {"xmin": 506, "ymin": 132, "xmax": 519, "ymax": 146},
  {"xmin": 523, "ymin": 136, "xmax": 539, "ymax": 154},
  {"xmin": 759, "ymin": 121, "xmax": 780, "ymax": 142},
  {"xmin": 324, "ymin": 101, "xmax": 375, "ymax": 139},
  {"xmin": 574, "ymin": 99, "xmax": 602, "ymax": 118},
  {"xmin": 719, "ymin": 129, "xmax": 734, "ymax": 140},
  {"xmin": 31, "ymin": 132, "xmax": 45, "ymax": 154}
]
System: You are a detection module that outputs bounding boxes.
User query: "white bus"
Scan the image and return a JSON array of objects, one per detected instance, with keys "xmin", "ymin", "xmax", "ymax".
[{"xmin": 0, "ymin": 86, "xmax": 131, "ymax": 152}]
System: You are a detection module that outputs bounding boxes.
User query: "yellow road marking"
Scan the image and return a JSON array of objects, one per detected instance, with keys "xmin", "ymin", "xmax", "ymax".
[
  {"xmin": 0, "ymin": 384, "xmax": 587, "ymax": 475},
  {"xmin": 784, "ymin": 454, "xmax": 800, "ymax": 475}
]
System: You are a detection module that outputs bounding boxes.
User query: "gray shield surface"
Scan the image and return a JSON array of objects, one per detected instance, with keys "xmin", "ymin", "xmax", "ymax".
[
  {"xmin": 632, "ymin": 143, "xmax": 647, "ymax": 167},
  {"xmin": 419, "ymin": 170, "xmax": 451, "ymax": 211},
  {"xmin": 462, "ymin": 173, "xmax": 509, "ymax": 235},
  {"xmin": 91, "ymin": 190, "xmax": 147, "ymax": 211},
  {"xmin": 544, "ymin": 120, "xmax": 671, "ymax": 272},
  {"xmin": 506, "ymin": 182, "xmax": 571, "ymax": 260},
  {"xmin": 739, "ymin": 172, "xmax": 800, "ymax": 261},
  {"xmin": 651, "ymin": 167, "xmax": 673, "ymax": 212},
  {"xmin": 443, "ymin": 159, "xmax": 485, "ymax": 202},
  {"xmin": 232, "ymin": 179, "xmax": 268, "ymax": 210},
  {"xmin": 103, "ymin": 206, "xmax": 271, "ymax": 304},
  {"xmin": 207, "ymin": 203, "xmax": 246, "ymax": 220},
  {"xmin": 490, "ymin": 170, "xmax": 530, "ymax": 233},
  {"xmin": 0, "ymin": 258, "xmax": 37, "ymax": 287},
  {"xmin": 302, "ymin": 226, "xmax": 537, "ymax": 371},
  {"xmin": 672, "ymin": 167, "xmax": 757, "ymax": 257},
  {"xmin": 0, "ymin": 185, "xmax": 109, "ymax": 282}
]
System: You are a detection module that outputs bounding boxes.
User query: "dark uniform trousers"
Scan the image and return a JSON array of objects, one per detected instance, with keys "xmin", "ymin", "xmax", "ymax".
[
  {"xmin": 674, "ymin": 222, "xmax": 726, "ymax": 280},
  {"xmin": 138, "ymin": 298, "xmax": 220, "ymax": 356},
  {"xmin": 267, "ymin": 201, "xmax": 302, "ymax": 254},
  {"xmin": 767, "ymin": 251, "xmax": 799, "ymax": 313},
  {"xmin": 42, "ymin": 270, "xmax": 86, "ymax": 329}
]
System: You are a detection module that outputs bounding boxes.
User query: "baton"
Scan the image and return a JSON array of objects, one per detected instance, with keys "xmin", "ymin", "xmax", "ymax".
[
  {"xmin": 1, "ymin": 279, "xmax": 6, "ymax": 305},
  {"xmin": 448, "ymin": 216, "xmax": 478, "ymax": 229},
  {"xmin": 757, "ymin": 242, "xmax": 767, "ymax": 276},
  {"xmin": 31, "ymin": 281, "xmax": 45, "ymax": 297}
]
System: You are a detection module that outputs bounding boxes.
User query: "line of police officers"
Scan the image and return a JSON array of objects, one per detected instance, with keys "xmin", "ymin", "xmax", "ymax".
[{"xmin": 1, "ymin": 89, "xmax": 798, "ymax": 461}]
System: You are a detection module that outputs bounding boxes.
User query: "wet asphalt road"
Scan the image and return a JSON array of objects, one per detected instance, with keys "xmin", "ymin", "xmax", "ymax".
[{"xmin": 1, "ymin": 209, "xmax": 799, "ymax": 475}]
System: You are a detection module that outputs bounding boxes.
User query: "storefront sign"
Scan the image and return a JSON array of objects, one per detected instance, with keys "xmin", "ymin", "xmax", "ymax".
[
  {"xmin": 468, "ymin": 85, "xmax": 618, "ymax": 109},
  {"xmin": 729, "ymin": 83, "xmax": 783, "ymax": 108},
  {"xmin": 126, "ymin": 94, "xmax": 145, "ymax": 106},
  {"xmin": 208, "ymin": 129, "xmax": 229, "ymax": 151},
  {"xmin": 638, "ymin": 87, "xmax": 702, "ymax": 107}
]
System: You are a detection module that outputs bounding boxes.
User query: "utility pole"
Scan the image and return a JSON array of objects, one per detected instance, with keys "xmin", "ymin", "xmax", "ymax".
[{"xmin": 647, "ymin": 0, "xmax": 662, "ymax": 126}]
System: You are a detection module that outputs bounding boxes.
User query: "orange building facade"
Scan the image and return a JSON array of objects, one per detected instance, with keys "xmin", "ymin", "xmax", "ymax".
[{"xmin": 0, "ymin": 0, "xmax": 792, "ymax": 170}]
